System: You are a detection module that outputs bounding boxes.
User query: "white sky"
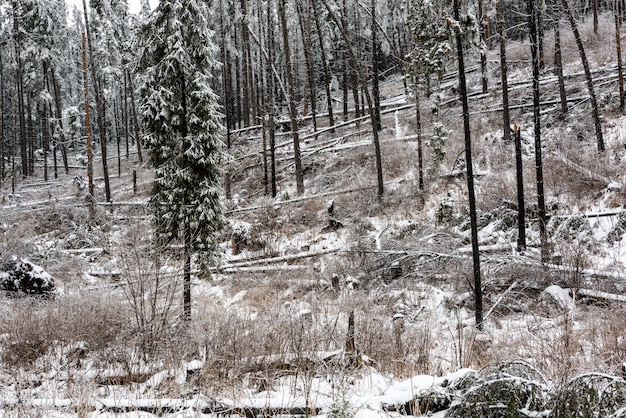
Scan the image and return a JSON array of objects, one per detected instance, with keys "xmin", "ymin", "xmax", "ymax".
[{"xmin": 65, "ymin": 0, "xmax": 158, "ymax": 16}]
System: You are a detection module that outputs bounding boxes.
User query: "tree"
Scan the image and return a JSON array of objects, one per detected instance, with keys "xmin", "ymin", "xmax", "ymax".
[
  {"xmin": 320, "ymin": 0, "xmax": 385, "ymax": 198},
  {"xmin": 279, "ymin": 0, "xmax": 305, "ymax": 195},
  {"xmin": 137, "ymin": 0, "xmax": 224, "ymax": 321},
  {"xmin": 406, "ymin": 0, "xmax": 455, "ymax": 176},
  {"xmin": 82, "ymin": 0, "xmax": 112, "ymax": 202},
  {"xmin": 562, "ymin": 0, "xmax": 605, "ymax": 152},
  {"xmin": 529, "ymin": 0, "xmax": 549, "ymax": 262},
  {"xmin": 498, "ymin": 0, "xmax": 526, "ymax": 252},
  {"xmin": 452, "ymin": 0, "xmax": 483, "ymax": 330}
]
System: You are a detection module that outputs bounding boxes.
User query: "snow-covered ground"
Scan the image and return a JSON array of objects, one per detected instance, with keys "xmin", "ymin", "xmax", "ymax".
[{"xmin": 4, "ymin": 12, "xmax": 626, "ymax": 417}]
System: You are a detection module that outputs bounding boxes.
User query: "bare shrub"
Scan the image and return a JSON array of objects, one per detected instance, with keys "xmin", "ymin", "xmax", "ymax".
[
  {"xmin": 0, "ymin": 220, "xmax": 35, "ymax": 266},
  {"xmin": 117, "ymin": 227, "xmax": 182, "ymax": 359},
  {"xmin": 0, "ymin": 292, "xmax": 126, "ymax": 368}
]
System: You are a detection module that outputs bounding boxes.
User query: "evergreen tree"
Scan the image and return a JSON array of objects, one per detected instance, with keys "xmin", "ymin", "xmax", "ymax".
[{"xmin": 137, "ymin": 0, "xmax": 224, "ymax": 321}]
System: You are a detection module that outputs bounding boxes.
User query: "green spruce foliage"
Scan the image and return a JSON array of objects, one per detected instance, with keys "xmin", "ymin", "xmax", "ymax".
[{"xmin": 137, "ymin": 0, "xmax": 224, "ymax": 264}]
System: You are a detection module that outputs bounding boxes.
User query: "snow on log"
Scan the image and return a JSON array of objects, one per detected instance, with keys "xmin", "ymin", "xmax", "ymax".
[{"xmin": 577, "ymin": 288, "xmax": 626, "ymax": 303}]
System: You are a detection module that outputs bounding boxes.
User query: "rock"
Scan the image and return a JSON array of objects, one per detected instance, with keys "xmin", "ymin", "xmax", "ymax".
[{"xmin": 0, "ymin": 259, "xmax": 55, "ymax": 296}]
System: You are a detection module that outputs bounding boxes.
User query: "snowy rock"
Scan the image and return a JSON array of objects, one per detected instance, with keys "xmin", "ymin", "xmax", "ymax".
[
  {"xmin": 541, "ymin": 285, "xmax": 573, "ymax": 311},
  {"xmin": 0, "ymin": 259, "xmax": 55, "ymax": 296}
]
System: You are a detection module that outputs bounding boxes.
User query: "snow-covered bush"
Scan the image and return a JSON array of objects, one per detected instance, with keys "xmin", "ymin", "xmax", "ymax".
[
  {"xmin": 550, "ymin": 373, "xmax": 626, "ymax": 418},
  {"xmin": 447, "ymin": 361, "xmax": 549, "ymax": 417},
  {"xmin": 607, "ymin": 212, "xmax": 626, "ymax": 245},
  {"xmin": 0, "ymin": 259, "xmax": 55, "ymax": 296}
]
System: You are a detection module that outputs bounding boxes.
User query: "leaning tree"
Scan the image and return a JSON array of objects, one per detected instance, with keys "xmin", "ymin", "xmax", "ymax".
[{"xmin": 136, "ymin": 0, "xmax": 224, "ymax": 321}]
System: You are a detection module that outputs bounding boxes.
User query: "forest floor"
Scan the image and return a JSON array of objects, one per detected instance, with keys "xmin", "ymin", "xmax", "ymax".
[{"xmin": 2, "ymin": 12, "xmax": 626, "ymax": 418}]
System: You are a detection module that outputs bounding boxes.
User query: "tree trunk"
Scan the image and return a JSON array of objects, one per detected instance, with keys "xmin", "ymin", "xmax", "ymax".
[
  {"xmin": 498, "ymin": 0, "xmax": 525, "ymax": 252},
  {"xmin": 0, "ymin": 48, "xmax": 4, "ymax": 186},
  {"xmin": 514, "ymin": 125, "xmax": 527, "ymax": 252},
  {"xmin": 562, "ymin": 0, "xmax": 605, "ymax": 151},
  {"xmin": 616, "ymin": 4, "xmax": 625, "ymax": 111},
  {"xmin": 296, "ymin": 0, "xmax": 318, "ymax": 131},
  {"xmin": 241, "ymin": 0, "xmax": 251, "ymax": 127},
  {"xmin": 478, "ymin": 0, "xmax": 488, "ymax": 93},
  {"xmin": 50, "ymin": 69, "xmax": 69, "ymax": 174},
  {"xmin": 123, "ymin": 75, "xmax": 130, "ymax": 158},
  {"xmin": 320, "ymin": 0, "xmax": 384, "ymax": 198},
  {"xmin": 266, "ymin": 1, "xmax": 278, "ymax": 198},
  {"xmin": 126, "ymin": 70, "xmax": 144, "ymax": 163},
  {"xmin": 279, "ymin": 0, "xmax": 305, "ymax": 195},
  {"xmin": 184, "ymin": 220, "xmax": 192, "ymax": 321},
  {"xmin": 594, "ymin": 0, "xmax": 599, "ymax": 33},
  {"xmin": 371, "ymin": 0, "xmax": 382, "ymax": 131},
  {"xmin": 529, "ymin": 0, "xmax": 549, "ymax": 263},
  {"xmin": 82, "ymin": 32, "xmax": 95, "ymax": 211},
  {"xmin": 454, "ymin": 0, "xmax": 483, "ymax": 330},
  {"xmin": 414, "ymin": 83, "xmax": 424, "ymax": 192},
  {"xmin": 311, "ymin": 0, "xmax": 335, "ymax": 132},
  {"xmin": 220, "ymin": 0, "xmax": 233, "ymax": 201},
  {"xmin": 554, "ymin": 16, "xmax": 569, "ymax": 114},
  {"xmin": 82, "ymin": 0, "xmax": 111, "ymax": 202}
]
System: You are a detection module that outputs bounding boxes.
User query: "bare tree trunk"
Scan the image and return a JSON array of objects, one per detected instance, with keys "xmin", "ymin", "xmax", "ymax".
[
  {"xmin": 554, "ymin": 15, "xmax": 569, "ymax": 114},
  {"xmin": 50, "ymin": 69, "xmax": 69, "ymax": 174},
  {"xmin": 616, "ymin": 3, "xmax": 625, "ymax": 111},
  {"xmin": 562, "ymin": 0, "xmax": 605, "ymax": 151},
  {"xmin": 27, "ymin": 93, "xmax": 34, "ymax": 177},
  {"xmin": 267, "ymin": 1, "xmax": 278, "ymax": 198},
  {"xmin": 529, "ymin": 0, "xmax": 549, "ymax": 262},
  {"xmin": 371, "ymin": 0, "xmax": 382, "ymax": 131},
  {"xmin": 82, "ymin": 32, "xmax": 95, "ymax": 214},
  {"xmin": 478, "ymin": 0, "xmax": 488, "ymax": 93},
  {"xmin": 241, "ymin": 0, "xmax": 251, "ymax": 127},
  {"xmin": 296, "ymin": 0, "xmax": 318, "ymax": 131},
  {"xmin": 82, "ymin": 0, "xmax": 111, "ymax": 202},
  {"xmin": 594, "ymin": 0, "xmax": 599, "ymax": 33},
  {"xmin": 279, "ymin": 0, "xmax": 305, "ymax": 195},
  {"xmin": 220, "ymin": 0, "xmax": 233, "ymax": 201},
  {"xmin": 320, "ymin": 0, "xmax": 384, "ymax": 198},
  {"xmin": 0, "ymin": 49, "xmax": 4, "ymax": 187},
  {"xmin": 414, "ymin": 82, "xmax": 424, "ymax": 192},
  {"xmin": 311, "ymin": 0, "xmax": 335, "ymax": 132},
  {"xmin": 498, "ymin": 0, "xmax": 525, "ymax": 252},
  {"xmin": 126, "ymin": 70, "xmax": 143, "ymax": 163},
  {"xmin": 454, "ymin": 0, "xmax": 483, "ymax": 330},
  {"xmin": 183, "ymin": 220, "xmax": 192, "ymax": 321},
  {"xmin": 123, "ymin": 75, "xmax": 130, "ymax": 158}
]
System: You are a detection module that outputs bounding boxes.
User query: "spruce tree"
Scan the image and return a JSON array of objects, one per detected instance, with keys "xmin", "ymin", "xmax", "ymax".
[{"xmin": 137, "ymin": 0, "xmax": 224, "ymax": 321}]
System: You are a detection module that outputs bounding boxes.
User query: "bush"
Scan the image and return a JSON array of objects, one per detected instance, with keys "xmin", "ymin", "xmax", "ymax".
[{"xmin": 446, "ymin": 361, "xmax": 549, "ymax": 418}]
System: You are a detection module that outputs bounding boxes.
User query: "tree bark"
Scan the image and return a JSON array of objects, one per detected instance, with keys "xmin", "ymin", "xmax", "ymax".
[
  {"xmin": 126, "ymin": 70, "xmax": 143, "ymax": 163},
  {"xmin": 311, "ymin": 0, "xmax": 335, "ymax": 132},
  {"xmin": 320, "ymin": 0, "xmax": 384, "ymax": 198},
  {"xmin": 529, "ymin": 0, "xmax": 549, "ymax": 262},
  {"xmin": 478, "ymin": 0, "xmax": 488, "ymax": 93},
  {"xmin": 562, "ymin": 0, "xmax": 605, "ymax": 151},
  {"xmin": 82, "ymin": 0, "xmax": 111, "ymax": 202},
  {"xmin": 220, "ymin": 0, "xmax": 233, "ymax": 201},
  {"xmin": 616, "ymin": 4, "xmax": 625, "ymax": 111},
  {"xmin": 454, "ymin": 0, "xmax": 483, "ymax": 330},
  {"xmin": 82, "ymin": 32, "xmax": 95, "ymax": 212},
  {"xmin": 371, "ymin": 0, "xmax": 382, "ymax": 131},
  {"xmin": 498, "ymin": 0, "xmax": 526, "ymax": 252},
  {"xmin": 240, "ymin": 0, "xmax": 251, "ymax": 127},
  {"xmin": 554, "ymin": 15, "xmax": 569, "ymax": 114},
  {"xmin": 297, "ymin": 0, "xmax": 318, "ymax": 131},
  {"xmin": 279, "ymin": 0, "xmax": 305, "ymax": 195},
  {"xmin": 50, "ymin": 69, "xmax": 70, "ymax": 174},
  {"xmin": 415, "ymin": 85, "xmax": 424, "ymax": 192}
]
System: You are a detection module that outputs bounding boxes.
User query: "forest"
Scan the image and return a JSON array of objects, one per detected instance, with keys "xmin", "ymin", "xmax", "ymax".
[{"xmin": 2, "ymin": 0, "xmax": 626, "ymax": 416}]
